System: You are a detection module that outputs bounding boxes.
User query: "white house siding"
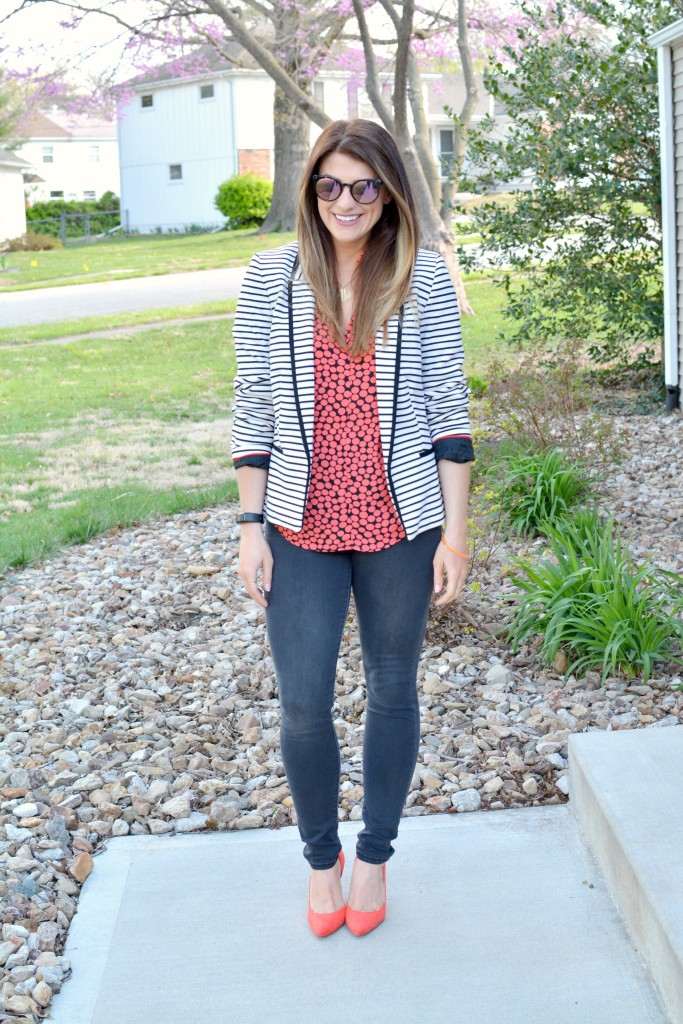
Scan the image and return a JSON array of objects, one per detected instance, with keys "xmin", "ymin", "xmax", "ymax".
[
  {"xmin": 118, "ymin": 77, "xmax": 238, "ymax": 232},
  {"xmin": 673, "ymin": 41, "xmax": 683, "ymax": 406},
  {"xmin": 118, "ymin": 72, "xmax": 354, "ymax": 232},
  {"xmin": 15, "ymin": 137, "xmax": 119, "ymax": 204},
  {"xmin": 232, "ymin": 75, "xmax": 275, "ymax": 152},
  {"xmin": 0, "ymin": 162, "xmax": 27, "ymax": 244}
]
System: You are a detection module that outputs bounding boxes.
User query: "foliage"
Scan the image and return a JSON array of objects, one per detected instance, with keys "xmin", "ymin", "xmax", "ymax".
[
  {"xmin": 489, "ymin": 445, "xmax": 596, "ymax": 537},
  {"xmin": 25, "ymin": 195, "xmax": 120, "ymax": 238},
  {"xmin": 451, "ymin": 0, "xmax": 678, "ymax": 364},
  {"xmin": 479, "ymin": 336, "xmax": 622, "ymax": 468},
  {"xmin": 506, "ymin": 508, "xmax": 683, "ymax": 683},
  {"xmin": 5, "ymin": 231, "xmax": 64, "ymax": 251},
  {"xmin": 214, "ymin": 174, "xmax": 273, "ymax": 227},
  {"xmin": 0, "ymin": 71, "xmax": 22, "ymax": 145},
  {"xmin": 26, "ymin": 194, "xmax": 120, "ymax": 221}
]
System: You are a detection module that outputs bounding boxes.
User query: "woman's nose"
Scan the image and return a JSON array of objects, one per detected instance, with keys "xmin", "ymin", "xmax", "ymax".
[{"xmin": 334, "ymin": 184, "xmax": 359, "ymax": 209}]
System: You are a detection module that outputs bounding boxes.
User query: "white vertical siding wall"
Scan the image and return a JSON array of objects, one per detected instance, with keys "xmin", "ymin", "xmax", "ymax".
[
  {"xmin": 232, "ymin": 76, "xmax": 275, "ymax": 151},
  {"xmin": 118, "ymin": 78, "xmax": 237, "ymax": 232},
  {"xmin": 0, "ymin": 166, "xmax": 27, "ymax": 243}
]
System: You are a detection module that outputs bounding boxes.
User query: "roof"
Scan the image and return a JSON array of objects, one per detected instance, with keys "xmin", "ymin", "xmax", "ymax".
[
  {"xmin": 0, "ymin": 148, "xmax": 32, "ymax": 170},
  {"xmin": 426, "ymin": 71, "xmax": 491, "ymax": 120},
  {"xmin": 647, "ymin": 16, "xmax": 683, "ymax": 46},
  {"xmin": 17, "ymin": 109, "xmax": 117, "ymax": 141},
  {"xmin": 127, "ymin": 43, "xmax": 259, "ymax": 89}
]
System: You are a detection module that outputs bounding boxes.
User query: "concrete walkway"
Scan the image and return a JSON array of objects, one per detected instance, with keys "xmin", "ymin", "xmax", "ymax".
[
  {"xmin": 0, "ymin": 267, "xmax": 247, "ymax": 327},
  {"xmin": 49, "ymin": 803, "xmax": 669, "ymax": 1024}
]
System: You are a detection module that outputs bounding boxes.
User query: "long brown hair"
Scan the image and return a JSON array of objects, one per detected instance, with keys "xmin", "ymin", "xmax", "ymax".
[{"xmin": 296, "ymin": 119, "xmax": 419, "ymax": 357}]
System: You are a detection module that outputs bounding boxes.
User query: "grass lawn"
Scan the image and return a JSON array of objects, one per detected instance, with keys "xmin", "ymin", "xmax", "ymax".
[
  {"xmin": 0, "ymin": 276, "xmax": 512, "ymax": 574},
  {"xmin": 0, "ymin": 229, "xmax": 297, "ymax": 291},
  {"xmin": 0, "ymin": 223, "xmax": 489, "ymax": 292}
]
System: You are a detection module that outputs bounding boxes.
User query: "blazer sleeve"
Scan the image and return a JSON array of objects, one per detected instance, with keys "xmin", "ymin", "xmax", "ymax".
[
  {"xmin": 231, "ymin": 253, "xmax": 274, "ymax": 470},
  {"xmin": 419, "ymin": 254, "xmax": 475, "ymax": 464}
]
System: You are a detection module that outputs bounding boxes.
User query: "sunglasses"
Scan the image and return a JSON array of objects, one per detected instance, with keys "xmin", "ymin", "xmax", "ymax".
[{"xmin": 312, "ymin": 174, "xmax": 383, "ymax": 204}]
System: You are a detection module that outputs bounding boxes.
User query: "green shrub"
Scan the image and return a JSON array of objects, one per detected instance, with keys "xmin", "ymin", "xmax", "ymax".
[
  {"xmin": 6, "ymin": 231, "xmax": 64, "ymax": 251},
  {"xmin": 214, "ymin": 173, "xmax": 272, "ymax": 227},
  {"xmin": 490, "ymin": 446, "xmax": 595, "ymax": 538},
  {"xmin": 506, "ymin": 508, "xmax": 683, "ymax": 684},
  {"xmin": 467, "ymin": 374, "xmax": 488, "ymax": 398},
  {"xmin": 480, "ymin": 337, "xmax": 621, "ymax": 468},
  {"xmin": 25, "ymin": 195, "xmax": 121, "ymax": 238}
]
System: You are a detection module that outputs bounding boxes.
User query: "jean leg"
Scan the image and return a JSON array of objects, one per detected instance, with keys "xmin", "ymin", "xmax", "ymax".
[
  {"xmin": 350, "ymin": 527, "xmax": 442, "ymax": 864},
  {"xmin": 264, "ymin": 523, "xmax": 352, "ymax": 870}
]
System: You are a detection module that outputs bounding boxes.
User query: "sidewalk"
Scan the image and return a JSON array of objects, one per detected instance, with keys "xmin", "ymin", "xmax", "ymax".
[
  {"xmin": 49, "ymin": 803, "xmax": 669, "ymax": 1024},
  {"xmin": 0, "ymin": 267, "xmax": 247, "ymax": 327}
]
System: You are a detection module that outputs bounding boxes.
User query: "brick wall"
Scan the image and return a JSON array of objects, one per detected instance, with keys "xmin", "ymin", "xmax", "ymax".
[{"xmin": 237, "ymin": 150, "xmax": 272, "ymax": 179}]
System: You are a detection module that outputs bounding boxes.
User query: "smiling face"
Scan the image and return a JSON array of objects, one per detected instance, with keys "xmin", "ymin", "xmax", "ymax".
[{"xmin": 315, "ymin": 150, "xmax": 390, "ymax": 258}]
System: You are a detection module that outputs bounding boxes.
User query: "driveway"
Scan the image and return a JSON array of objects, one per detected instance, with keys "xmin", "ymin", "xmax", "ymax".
[{"xmin": 0, "ymin": 266, "xmax": 248, "ymax": 328}]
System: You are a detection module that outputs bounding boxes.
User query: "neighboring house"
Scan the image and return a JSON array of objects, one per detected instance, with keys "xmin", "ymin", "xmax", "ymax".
[
  {"xmin": 116, "ymin": 48, "xmax": 350, "ymax": 233},
  {"xmin": 0, "ymin": 149, "xmax": 31, "ymax": 245},
  {"xmin": 13, "ymin": 109, "xmax": 120, "ymax": 204},
  {"xmin": 117, "ymin": 46, "xmax": 519, "ymax": 234},
  {"xmin": 648, "ymin": 18, "xmax": 683, "ymax": 412}
]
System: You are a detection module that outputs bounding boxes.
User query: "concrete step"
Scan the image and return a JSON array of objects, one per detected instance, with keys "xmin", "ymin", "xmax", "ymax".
[
  {"xmin": 569, "ymin": 725, "xmax": 683, "ymax": 1024},
  {"xmin": 49, "ymin": 805, "xmax": 668, "ymax": 1024}
]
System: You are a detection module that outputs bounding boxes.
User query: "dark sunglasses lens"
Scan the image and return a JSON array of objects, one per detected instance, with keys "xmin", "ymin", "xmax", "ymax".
[
  {"xmin": 352, "ymin": 180, "xmax": 380, "ymax": 203},
  {"xmin": 314, "ymin": 177, "xmax": 341, "ymax": 200}
]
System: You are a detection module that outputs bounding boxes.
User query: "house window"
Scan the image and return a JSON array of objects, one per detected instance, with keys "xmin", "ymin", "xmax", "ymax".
[
  {"xmin": 50, "ymin": 190, "xmax": 64, "ymax": 198},
  {"xmin": 200, "ymin": 83, "xmax": 214, "ymax": 100},
  {"xmin": 439, "ymin": 129, "xmax": 455, "ymax": 175},
  {"xmin": 42, "ymin": 146, "xmax": 54, "ymax": 163},
  {"xmin": 83, "ymin": 190, "xmax": 96, "ymax": 200},
  {"xmin": 313, "ymin": 81, "xmax": 325, "ymax": 111},
  {"xmin": 141, "ymin": 94, "xmax": 154, "ymax": 109},
  {"xmin": 89, "ymin": 145, "xmax": 100, "ymax": 162},
  {"xmin": 169, "ymin": 164, "xmax": 183, "ymax": 181}
]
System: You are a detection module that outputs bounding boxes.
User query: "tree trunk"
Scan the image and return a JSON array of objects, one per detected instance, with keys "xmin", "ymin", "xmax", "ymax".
[
  {"xmin": 396, "ymin": 135, "xmax": 475, "ymax": 316},
  {"xmin": 260, "ymin": 85, "xmax": 312, "ymax": 233}
]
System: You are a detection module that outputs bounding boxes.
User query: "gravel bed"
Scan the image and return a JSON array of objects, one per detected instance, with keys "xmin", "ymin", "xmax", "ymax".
[{"xmin": 0, "ymin": 410, "xmax": 681, "ymax": 1021}]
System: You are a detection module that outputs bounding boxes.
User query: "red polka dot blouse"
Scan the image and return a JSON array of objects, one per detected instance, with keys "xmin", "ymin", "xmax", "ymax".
[{"xmin": 274, "ymin": 314, "xmax": 407, "ymax": 552}]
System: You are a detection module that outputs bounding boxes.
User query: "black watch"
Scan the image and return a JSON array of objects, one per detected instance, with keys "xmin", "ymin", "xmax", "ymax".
[{"xmin": 236, "ymin": 512, "xmax": 265, "ymax": 524}]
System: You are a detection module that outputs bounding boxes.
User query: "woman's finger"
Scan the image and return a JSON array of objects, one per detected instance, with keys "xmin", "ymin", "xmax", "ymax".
[{"xmin": 433, "ymin": 551, "xmax": 445, "ymax": 595}]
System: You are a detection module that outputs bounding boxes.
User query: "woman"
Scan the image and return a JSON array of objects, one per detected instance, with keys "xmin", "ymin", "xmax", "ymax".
[{"xmin": 231, "ymin": 119, "xmax": 475, "ymax": 938}]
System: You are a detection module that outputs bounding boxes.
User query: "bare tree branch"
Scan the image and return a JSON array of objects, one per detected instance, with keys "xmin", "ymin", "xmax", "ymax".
[
  {"xmin": 352, "ymin": 0, "xmax": 395, "ymax": 132},
  {"xmin": 393, "ymin": 0, "xmax": 413, "ymax": 138}
]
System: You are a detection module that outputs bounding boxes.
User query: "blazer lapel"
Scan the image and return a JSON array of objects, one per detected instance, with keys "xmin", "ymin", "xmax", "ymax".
[
  {"xmin": 374, "ymin": 311, "xmax": 400, "ymax": 466},
  {"xmin": 289, "ymin": 273, "xmax": 316, "ymax": 456}
]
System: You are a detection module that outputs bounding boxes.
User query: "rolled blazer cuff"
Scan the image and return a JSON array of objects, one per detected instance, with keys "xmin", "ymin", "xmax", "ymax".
[
  {"xmin": 433, "ymin": 435, "xmax": 475, "ymax": 463},
  {"xmin": 233, "ymin": 453, "xmax": 271, "ymax": 470}
]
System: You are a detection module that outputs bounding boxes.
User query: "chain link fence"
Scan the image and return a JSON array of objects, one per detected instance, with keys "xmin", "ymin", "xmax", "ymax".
[{"xmin": 26, "ymin": 210, "xmax": 121, "ymax": 244}]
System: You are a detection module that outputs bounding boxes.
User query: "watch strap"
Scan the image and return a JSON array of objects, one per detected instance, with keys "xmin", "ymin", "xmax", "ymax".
[{"xmin": 236, "ymin": 512, "xmax": 265, "ymax": 524}]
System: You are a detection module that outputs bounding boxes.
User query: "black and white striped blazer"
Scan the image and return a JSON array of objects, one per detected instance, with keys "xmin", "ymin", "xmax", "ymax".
[{"xmin": 231, "ymin": 241, "xmax": 475, "ymax": 540}]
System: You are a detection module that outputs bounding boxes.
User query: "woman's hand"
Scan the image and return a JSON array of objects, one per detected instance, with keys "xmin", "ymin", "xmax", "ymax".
[
  {"xmin": 432, "ymin": 537, "xmax": 469, "ymax": 606},
  {"xmin": 238, "ymin": 525, "xmax": 273, "ymax": 609}
]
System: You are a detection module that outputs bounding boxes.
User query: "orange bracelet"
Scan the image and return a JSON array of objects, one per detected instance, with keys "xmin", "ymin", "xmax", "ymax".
[{"xmin": 440, "ymin": 535, "xmax": 469, "ymax": 559}]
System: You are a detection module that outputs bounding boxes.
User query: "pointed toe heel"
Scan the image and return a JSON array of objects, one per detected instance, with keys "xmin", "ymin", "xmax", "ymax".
[
  {"xmin": 307, "ymin": 850, "xmax": 346, "ymax": 937},
  {"xmin": 345, "ymin": 859, "xmax": 386, "ymax": 937}
]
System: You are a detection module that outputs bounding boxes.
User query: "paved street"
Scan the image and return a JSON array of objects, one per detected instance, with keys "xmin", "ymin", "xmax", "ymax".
[{"xmin": 0, "ymin": 266, "xmax": 248, "ymax": 327}]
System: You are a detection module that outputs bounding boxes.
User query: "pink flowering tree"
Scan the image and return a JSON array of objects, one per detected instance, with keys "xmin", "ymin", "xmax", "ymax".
[{"xmin": 1, "ymin": 0, "xmax": 542, "ymax": 300}]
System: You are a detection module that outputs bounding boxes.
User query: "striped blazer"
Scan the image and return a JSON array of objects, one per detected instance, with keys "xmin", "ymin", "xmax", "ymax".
[{"xmin": 230, "ymin": 241, "xmax": 475, "ymax": 541}]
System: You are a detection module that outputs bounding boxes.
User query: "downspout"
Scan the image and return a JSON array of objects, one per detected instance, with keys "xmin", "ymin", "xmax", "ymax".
[
  {"xmin": 228, "ymin": 77, "xmax": 238, "ymax": 179},
  {"xmin": 654, "ymin": 41, "xmax": 680, "ymax": 409}
]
